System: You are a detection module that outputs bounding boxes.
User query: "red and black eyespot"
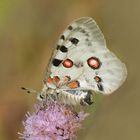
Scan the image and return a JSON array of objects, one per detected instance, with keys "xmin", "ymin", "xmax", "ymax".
[
  {"xmin": 94, "ymin": 76, "xmax": 102, "ymax": 83},
  {"xmin": 47, "ymin": 77, "xmax": 53, "ymax": 84},
  {"xmin": 63, "ymin": 59, "xmax": 73, "ymax": 68},
  {"xmin": 94, "ymin": 76, "xmax": 104, "ymax": 91},
  {"xmin": 53, "ymin": 76, "xmax": 60, "ymax": 83},
  {"xmin": 67, "ymin": 80, "xmax": 80, "ymax": 89},
  {"xmin": 87, "ymin": 57, "xmax": 101, "ymax": 69}
]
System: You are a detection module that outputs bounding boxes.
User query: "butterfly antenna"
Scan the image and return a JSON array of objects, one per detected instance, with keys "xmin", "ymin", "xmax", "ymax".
[{"xmin": 21, "ymin": 87, "xmax": 37, "ymax": 94}]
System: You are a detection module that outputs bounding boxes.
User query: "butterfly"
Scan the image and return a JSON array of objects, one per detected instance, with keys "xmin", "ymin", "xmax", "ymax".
[{"xmin": 31, "ymin": 17, "xmax": 127, "ymax": 106}]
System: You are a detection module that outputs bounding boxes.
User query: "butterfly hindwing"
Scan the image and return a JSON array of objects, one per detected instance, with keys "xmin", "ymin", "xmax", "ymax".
[{"xmin": 45, "ymin": 17, "xmax": 127, "ymax": 95}]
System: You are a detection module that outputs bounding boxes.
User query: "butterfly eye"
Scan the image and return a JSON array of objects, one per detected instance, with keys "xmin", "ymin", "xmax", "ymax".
[
  {"xmin": 87, "ymin": 57, "xmax": 101, "ymax": 69},
  {"xmin": 63, "ymin": 59, "xmax": 73, "ymax": 68}
]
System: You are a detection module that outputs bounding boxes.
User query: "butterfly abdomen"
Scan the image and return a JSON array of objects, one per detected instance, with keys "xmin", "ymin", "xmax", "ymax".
[{"xmin": 57, "ymin": 90, "xmax": 93, "ymax": 105}]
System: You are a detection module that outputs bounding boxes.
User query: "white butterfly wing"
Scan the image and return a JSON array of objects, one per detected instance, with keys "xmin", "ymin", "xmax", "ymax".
[
  {"xmin": 78, "ymin": 50, "xmax": 127, "ymax": 94},
  {"xmin": 46, "ymin": 17, "xmax": 127, "ymax": 95}
]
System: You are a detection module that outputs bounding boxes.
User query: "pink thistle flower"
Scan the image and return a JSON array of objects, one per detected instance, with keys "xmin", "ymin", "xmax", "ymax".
[{"xmin": 19, "ymin": 101, "xmax": 88, "ymax": 140}]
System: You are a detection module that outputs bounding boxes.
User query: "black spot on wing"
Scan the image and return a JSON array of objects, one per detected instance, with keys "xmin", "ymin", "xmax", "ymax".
[
  {"xmin": 68, "ymin": 25, "xmax": 73, "ymax": 30},
  {"xmin": 74, "ymin": 61, "xmax": 84, "ymax": 68},
  {"xmin": 52, "ymin": 58, "xmax": 62, "ymax": 66},
  {"xmin": 81, "ymin": 29, "xmax": 86, "ymax": 33},
  {"xmin": 60, "ymin": 45, "xmax": 68, "ymax": 53},
  {"xmin": 60, "ymin": 35, "xmax": 65, "ymax": 40},
  {"xmin": 83, "ymin": 91, "xmax": 93, "ymax": 105},
  {"xmin": 56, "ymin": 45, "xmax": 61, "ymax": 50},
  {"xmin": 69, "ymin": 38, "xmax": 79, "ymax": 45},
  {"xmin": 97, "ymin": 83, "xmax": 104, "ymax": 91}
]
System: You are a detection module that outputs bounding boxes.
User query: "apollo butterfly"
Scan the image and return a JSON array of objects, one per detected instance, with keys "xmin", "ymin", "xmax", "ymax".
[{"xmin": 25, "ymin": 17, "xmax": 127, "ymax": 105}]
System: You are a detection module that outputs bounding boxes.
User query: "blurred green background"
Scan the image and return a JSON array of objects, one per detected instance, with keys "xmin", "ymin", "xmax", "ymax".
[{"xmin": 0, "ymin": 0, "xmax": 139, "ymax": 140}]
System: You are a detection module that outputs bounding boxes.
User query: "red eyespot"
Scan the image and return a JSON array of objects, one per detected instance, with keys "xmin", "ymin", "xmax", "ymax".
[
  {"xmin": 87, "ymin": 57, "xmax": 101, "ymax": 69},
  {"xmin": 47, "ymin": 77, "xmax": 53, "ymax": 84},
  {"xmin": 53, "ymin": 76, "xmax": 60, "ymax": 83},
  {"xmin": 63, "ymin": 59, "xmax": 73, "ymax": 68},
  {"xmin": 67, "ymin": 81, "xmax": 80, "ymax": 89},
  {"xmin": 94, "ymin": 76, "xmax": 102, "ymax": 82}
]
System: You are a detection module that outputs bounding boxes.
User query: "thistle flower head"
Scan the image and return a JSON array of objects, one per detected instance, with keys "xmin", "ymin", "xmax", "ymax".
[{"xmin": 20, "ymin": 101, "xmax": 88, "ymax": 140}]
